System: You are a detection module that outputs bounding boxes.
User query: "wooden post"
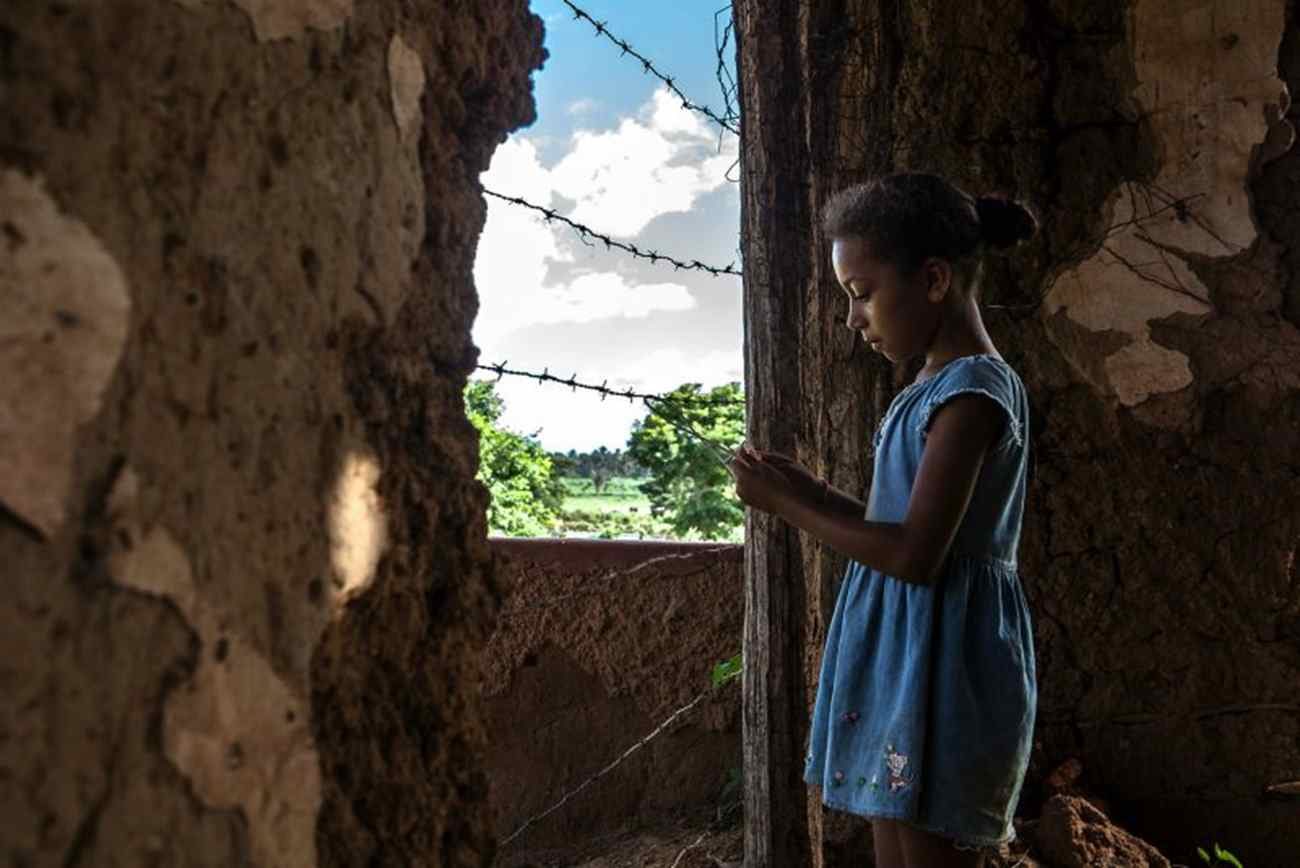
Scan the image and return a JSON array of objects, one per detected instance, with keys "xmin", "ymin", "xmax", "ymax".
[
  {"xmin": 735, "ymin": 4, "xmax": 896, "ymax": 865},
  {"xmin": 735, "ymin": 3, "xmax": 815, "ymax": 865}
]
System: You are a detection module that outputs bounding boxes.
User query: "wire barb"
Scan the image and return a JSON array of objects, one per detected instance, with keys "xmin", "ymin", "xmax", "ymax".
[
  {"xmin": 560, "ymin": 0, "xmax": 740, "ymax": 136},
  {"xmin": 477, "ymin": 363, "xmax": 745, "ymax": 408},
  {"xmin": 482, "ymin": 188, "xmax": 742, "ymax": 278},
  {"xmin": 643, "ymin": 396, "xmax": 740, "ymax": 476}
]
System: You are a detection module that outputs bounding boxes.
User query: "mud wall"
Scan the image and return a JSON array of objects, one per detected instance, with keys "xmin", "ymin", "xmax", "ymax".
[
  {"xmin": 483, "ymin": 540, "xmax": 744, "ymax": 863},
  {"xmin": 1, "ymin": 2, "xmax": 542, "ymax": 866},
  {"xmin": 736, "ymin": 1, "xmax": 1300, "ymax": 865}
]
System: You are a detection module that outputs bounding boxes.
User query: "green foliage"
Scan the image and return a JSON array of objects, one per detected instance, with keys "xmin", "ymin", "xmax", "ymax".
[
  {"xmin": 465, "ymin": 380, "xmax": 565, "ymax": 537},
  {"xmin": 556, "ymin": 505, "xmax": 664, "ymax": 539},
  {"xmin": 1198, "ymin": 844, "xmax": 1244, "ymax": 868},
  {"xmin": 554, "ymin": 446, "xmax": 646, "ymax": 491},
  {"xmin": 627, "ymin": 382, "xmax": 745, "ymax": 540},
  {"xmin": 710, "ymin": 652, "xmax": 742, "ymax": 688}
]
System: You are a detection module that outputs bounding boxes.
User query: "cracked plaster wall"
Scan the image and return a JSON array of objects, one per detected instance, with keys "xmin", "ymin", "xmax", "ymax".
[
  {"xmin": 1, "ymin": 1, "xmax": 542, "ymax": 866},
  {"xmin": 1043, "ymin": 0, "xmax": 1292, "ymax": 407}
]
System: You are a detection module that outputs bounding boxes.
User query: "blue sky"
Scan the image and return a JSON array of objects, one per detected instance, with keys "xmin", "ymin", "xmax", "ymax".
[{"xmin": 471, "ymin": 1, "xmax": 743, "ymax": 453}]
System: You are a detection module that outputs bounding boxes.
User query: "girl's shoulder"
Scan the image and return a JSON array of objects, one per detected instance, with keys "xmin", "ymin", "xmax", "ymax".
[
  {"xmin": 923, "ymin": 353, "xmax": 1024, "ymax": 396},
  {"xmin": 913, "ymin": 354, "xmax": 1026, "ymax": 450},
  {"xmin": 933, "ymin": 352, "xmax": 1016, "ymax": 379}
]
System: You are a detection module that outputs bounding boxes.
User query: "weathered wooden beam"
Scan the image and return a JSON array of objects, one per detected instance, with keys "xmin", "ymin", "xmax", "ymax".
[{"xmin": 735, "ymin": 2, "xmax": 815, "ymax": 865}]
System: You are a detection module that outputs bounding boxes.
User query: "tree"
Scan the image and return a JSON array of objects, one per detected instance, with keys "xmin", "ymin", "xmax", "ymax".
[
  {"xmin": 465, "ymin": 380, "xmax": 564, "ymax": 536},
  {"xmin": 626, "ymin": 383, "xmax": 745, "ymax": 540},
  {"xmin": 549, "ymin": 446, "xmax": 647, "ymax": 490}
]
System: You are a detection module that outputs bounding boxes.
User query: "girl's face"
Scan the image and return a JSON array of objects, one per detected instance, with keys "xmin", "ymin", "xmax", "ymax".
[{"xmin": 831, "ymin": 235, "xmax": 948, "ymax": 363}]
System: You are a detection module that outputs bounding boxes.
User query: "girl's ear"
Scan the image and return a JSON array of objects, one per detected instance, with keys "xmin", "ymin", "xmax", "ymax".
[{"xmin": 923, "ymin": 258, "xmax": 953, "ymax": 303}]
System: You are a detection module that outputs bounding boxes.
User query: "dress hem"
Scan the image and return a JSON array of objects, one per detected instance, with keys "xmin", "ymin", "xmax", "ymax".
[{"xmin": 816, "ymin": 792, "xmax": 1015, "ymax": 851}]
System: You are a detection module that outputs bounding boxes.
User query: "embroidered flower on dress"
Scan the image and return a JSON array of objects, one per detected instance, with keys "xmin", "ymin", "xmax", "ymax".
[
  {"xmin": 884, "ymin": 744, "xmax": 911, "ymax": 793},
  {"xmin": 840, "ymin": 710, "xmax": 860, "ymax": 724}
]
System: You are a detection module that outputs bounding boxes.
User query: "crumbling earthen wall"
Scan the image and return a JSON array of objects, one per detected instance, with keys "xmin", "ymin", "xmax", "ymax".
[
  {"xmin": 1, "ymin": 2, "xmax": 542, "ymax": 865},
  {"xmin": 483, "ymin": 540, "xmax": 743, "ymax": 863}
]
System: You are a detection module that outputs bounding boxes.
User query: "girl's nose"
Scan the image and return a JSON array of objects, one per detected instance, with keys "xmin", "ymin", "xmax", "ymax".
[{"xmin": 846, "ymin": 305, "xmax": 867, "ymax": 330}]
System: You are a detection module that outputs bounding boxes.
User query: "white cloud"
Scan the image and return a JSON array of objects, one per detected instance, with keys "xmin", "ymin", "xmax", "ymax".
[
  {"xmin": 566, "ymin": 98, "xmax": 599, "ymax": 116},
  {"xmin": 551, "ymin": 88, "xmax": 738, "ymax": 237},
  {"xmin": 482, "ymin": 136, "xmax": 555, "ymax": 205},
  {"xmin": 613, "ymin": 347, "xmax": 742, "ymax": 393},
  {"xmin": 474, "ymin": 88, "xmax": 736, "ymax": 345},
  {"xmin": 474, "ymin": 138, "xmax": 570, "ymax": 345},
  {"xmin": 529, "ymin": 272, "xmax": 695, "ymax": 325}
]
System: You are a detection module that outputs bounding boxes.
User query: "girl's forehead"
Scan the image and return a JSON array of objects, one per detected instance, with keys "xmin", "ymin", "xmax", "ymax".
[{"xmin": 832, "ymin": 236, "xmax": 887, "ymax": 276}]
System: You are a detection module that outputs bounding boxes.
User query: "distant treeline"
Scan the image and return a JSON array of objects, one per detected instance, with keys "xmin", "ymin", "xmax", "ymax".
[{"xmin": 550, "ymin": 446, "xmax": 647, "ymax": 487}]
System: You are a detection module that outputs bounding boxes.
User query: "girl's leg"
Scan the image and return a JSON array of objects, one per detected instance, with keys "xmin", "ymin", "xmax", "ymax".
[
  {"xmin": 895, "ymin": 823, "xmax": 987, "ymax": 868},
  {"xmin": 871, "ymin": 819, "xmax": 905, "ymax": 868}
]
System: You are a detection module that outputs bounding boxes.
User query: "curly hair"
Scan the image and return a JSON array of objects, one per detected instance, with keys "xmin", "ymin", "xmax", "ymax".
[{"xmin": 821, "ymin": 173, "xmax": 1037, "ymax": 279}]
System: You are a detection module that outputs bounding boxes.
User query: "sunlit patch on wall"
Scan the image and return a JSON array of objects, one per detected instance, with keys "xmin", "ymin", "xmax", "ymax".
[{"xmin": 328, "ymin": 450, "xmax": 388, "ymax": 603}]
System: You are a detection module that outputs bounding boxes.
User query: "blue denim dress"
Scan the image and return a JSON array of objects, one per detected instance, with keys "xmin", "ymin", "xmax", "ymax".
[{"xmin": 802, "ymin": 354, "xmax": 1037, "ymax": 848}]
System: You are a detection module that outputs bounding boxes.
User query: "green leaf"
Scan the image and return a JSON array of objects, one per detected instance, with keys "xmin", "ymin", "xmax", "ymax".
[
  {"xmin": 465, "ymin": 380, "xmax": 563, "ymax": 536},
  {"xmin": 711, "ymin": 652, "xmax": 743, "ymax": 688},
  {"xmin": 1197, "ymin": 847, "xmax": 1211, "ymax": 864},
  {"xmin": 627, "ymin": 382, "xmax": 745, "ymax": 540},
  {"xmin": 1214, "ymin": 844, "xmax": 1243, "ymax": 868}
]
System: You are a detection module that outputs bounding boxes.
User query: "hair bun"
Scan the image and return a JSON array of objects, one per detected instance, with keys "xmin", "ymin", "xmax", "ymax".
[{"xmin": 974, "ymin": 195, "xmax": 1038, "ymax": 249}]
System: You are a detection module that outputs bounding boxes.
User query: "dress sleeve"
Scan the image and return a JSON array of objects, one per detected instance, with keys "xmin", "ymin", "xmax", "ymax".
[{"xmin": 916, "ymin": 357, "xmax": 1024, "ymax": 453}]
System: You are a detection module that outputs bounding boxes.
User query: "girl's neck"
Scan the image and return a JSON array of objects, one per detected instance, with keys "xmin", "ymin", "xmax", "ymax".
[{"xmin": 921, "ymin": 294, "xmax": 999, "ymax": 375}]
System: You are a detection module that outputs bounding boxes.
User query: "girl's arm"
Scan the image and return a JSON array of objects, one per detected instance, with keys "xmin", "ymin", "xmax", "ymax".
[
  {"xmin": 821, "ymin": 484, "xmax": 868, "ymax": 520},
  {"xmin": 755, "ymin": 452, "xmax": 866, "ymax": 520},
  {"xmin": 734, "ymin": 394, "xmax": 1003, "ymax": 586}
]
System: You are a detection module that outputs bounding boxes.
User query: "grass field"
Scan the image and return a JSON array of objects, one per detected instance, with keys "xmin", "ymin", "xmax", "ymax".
[
  {"xmin": 556, "ymin": 476, "xmax": 743, "ymax": 542},
  {"xmin": 560, "ymin": 476, "xmax": 651, "ymax": 514},
  {"xmin": 557, "ymin": 476, "xmax": 665, "ymax": 538}
]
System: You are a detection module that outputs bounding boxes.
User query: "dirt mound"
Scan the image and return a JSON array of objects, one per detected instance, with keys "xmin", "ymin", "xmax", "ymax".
[{"xmin": 1027, "ymin": 795, "xmax": 1171, "ymax": 868}]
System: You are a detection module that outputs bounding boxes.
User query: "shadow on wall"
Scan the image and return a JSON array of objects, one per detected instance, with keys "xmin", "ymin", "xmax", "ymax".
[{"xmin": 481, "ymin": 539, "xmax": 744, "ymax": 859}]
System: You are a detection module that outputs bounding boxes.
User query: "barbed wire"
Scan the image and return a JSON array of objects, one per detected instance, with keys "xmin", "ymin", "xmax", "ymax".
[
  {"xmin": 482, "ymin": 188, "xmax": 742, "ymax": 277},
  {"xmin": 503, "ymin": 547, "xmax": 736, "ymax": 612},
  {"xmin": 476, "ymin": 362, "xmax": 745, "ymax": 406},
  {"xmin": 713, "ymin": 6, "xmax": 741, "ymax": 129},
  {"xmin": 477, "ymin": 363, "xmax": 745, "ymax": 476},
  {"xmin": 500, "ymin": 679, "xmax": 734, "ymax": 847},
  {"xmin": 561, "ymin": 0, "xmax": 740, "ymax": 136},
  {"xmin": 644, "ymin": 396, "xmax": 741, "ymax": 474}
]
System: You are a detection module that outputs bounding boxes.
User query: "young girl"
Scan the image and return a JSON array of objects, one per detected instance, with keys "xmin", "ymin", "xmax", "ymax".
[{"xmin": 729, "ymin": 173, "xmax": 1038, "ymax": 868}]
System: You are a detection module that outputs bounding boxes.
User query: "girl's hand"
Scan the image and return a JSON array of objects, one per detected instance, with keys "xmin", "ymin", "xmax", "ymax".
[
  {"xmin": 753, "ymin": 451, "xmax": 825, "ymax": 505},
  {"xmin": 729, "ymin": 443, "xmax": 825, "ymax": 514}
]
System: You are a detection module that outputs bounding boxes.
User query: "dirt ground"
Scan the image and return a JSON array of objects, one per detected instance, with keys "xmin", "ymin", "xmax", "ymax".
[
  {"xmin": 498, "ymin": 786, "xmax": 745, "ymax": 868},
  {"xmin": 499, "ymin": 813, "xmax": 744, "ymax": 868},
  {"xmin": 497, "ymin": 758, "xmax": 1179, "ymax": 868}
]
